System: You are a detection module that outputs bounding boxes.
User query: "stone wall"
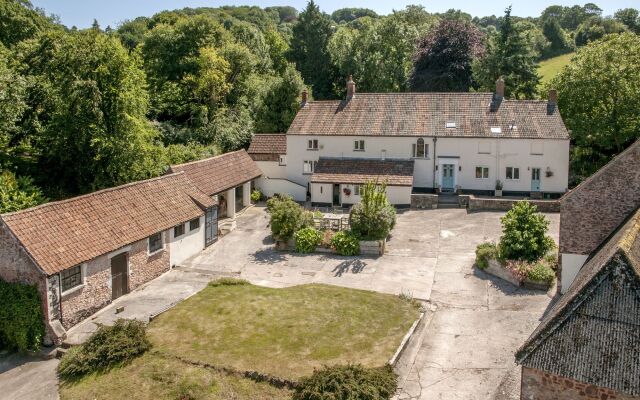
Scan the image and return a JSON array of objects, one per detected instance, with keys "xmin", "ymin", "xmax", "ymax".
[
  {"xmin": 521, "ymin": 367, "xmax": 640, "ymax": 400},
  {"xmin": 60, "ymin": 233, "xmax": 170, "ymax": 329},
  {"xmin": 468, "ymin": 196, "xmax": 560, "ymax": 213},
  {"xmin": 411, "ymin": 194, "xmax": 438, "ymax": 209},
  {"xmin": 0, "ymin": 221, "xmax": 59, "ymax": 344}
]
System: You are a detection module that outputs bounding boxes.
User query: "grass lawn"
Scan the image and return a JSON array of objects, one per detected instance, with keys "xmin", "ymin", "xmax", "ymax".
[
  {"xmin": 147, "ymin": 281, "xmax": 420, "ymax": 380},
  {"xmin": 60, "ymin": 352, "xmax": 291, "ymax": 400},
  {"xmin": 538, "ymin": 52, "xmax": 574, "ymax": 86}
]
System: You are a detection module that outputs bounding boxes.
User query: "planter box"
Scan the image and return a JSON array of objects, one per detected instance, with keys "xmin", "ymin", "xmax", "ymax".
[
  {"xmin": 523, "ymin": 278, "xmax": 553, "ymax": 291},
  {"xmin": 484, "ymin": 259, "xmax": 521, "ymax": 287},
  {"xmin": 494, "ymin": 190, "xmax": 503, "ymax": 197},
  {"xmin": 359, "ymin": 239, "xmax": 385, "ymax": 256}
]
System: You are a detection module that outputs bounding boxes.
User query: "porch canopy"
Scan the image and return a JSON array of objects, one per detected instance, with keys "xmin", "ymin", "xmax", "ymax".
[{"xmin": 310, "ymin": 157, "xmax": 414, "ymax": 186}]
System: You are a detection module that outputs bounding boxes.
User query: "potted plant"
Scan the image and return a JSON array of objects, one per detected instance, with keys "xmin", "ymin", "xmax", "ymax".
[{"xmin": 495, "ymin": 180, "xmax": 503, "ymax": 197}]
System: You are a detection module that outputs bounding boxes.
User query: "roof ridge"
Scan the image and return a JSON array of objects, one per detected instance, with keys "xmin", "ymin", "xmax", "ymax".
[
  {"xmin": 170, "ymin": 149, "xmax": 244, "ymax": 169},
  {"xmin": 0, "ymin": 172, "xmax": 187, "ymax": 218}
]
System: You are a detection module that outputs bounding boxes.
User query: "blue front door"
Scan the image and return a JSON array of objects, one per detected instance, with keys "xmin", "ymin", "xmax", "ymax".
[
  {"xmin": 442, "ymin": 164, "xmax": 455, "ymax": 190},
  {"xmin": 531, "ymin": 168, "xmax": 541, "ymax": 192}
]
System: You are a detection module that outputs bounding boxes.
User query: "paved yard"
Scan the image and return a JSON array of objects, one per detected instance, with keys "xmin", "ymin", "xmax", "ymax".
[
  {"xmin": 183, "ymin": 206, "xmax": 560, "ymax": 400},
  {"xmin": 0, "ymin": 352, "xmax": 59, "ymax": 400}
]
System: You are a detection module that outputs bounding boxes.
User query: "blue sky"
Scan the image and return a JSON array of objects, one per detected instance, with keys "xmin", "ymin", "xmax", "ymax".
[{"xmin": 31, "ymin": 0, "xmax": 637, "ymax": 29}]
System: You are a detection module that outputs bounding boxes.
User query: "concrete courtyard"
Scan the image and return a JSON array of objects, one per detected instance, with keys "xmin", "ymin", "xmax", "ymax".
[{"xmin": 0, "ymin": 205, "xmax": 559, "ymax": 400}]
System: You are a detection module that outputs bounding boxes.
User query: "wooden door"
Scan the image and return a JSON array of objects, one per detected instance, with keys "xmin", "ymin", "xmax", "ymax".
[{"xmin": 111, "ymin": 253, "xmax": 128, "ymax": 300}]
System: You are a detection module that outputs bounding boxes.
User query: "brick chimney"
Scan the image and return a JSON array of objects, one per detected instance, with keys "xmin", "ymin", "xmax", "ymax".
[
  {"xmin": 301, "ymin": 89, "xmax": 308, "ymax": 107},
  {"xmin": 346, "ymin": 75, "xmax": 355, "ymax": 100},
  {"xmin": 547, "ymin": 89, "xmax": 558, "ymax": 115},
  {"xmin": 495, "ymin": 77, "xmax": 505, "ymax": 99}
]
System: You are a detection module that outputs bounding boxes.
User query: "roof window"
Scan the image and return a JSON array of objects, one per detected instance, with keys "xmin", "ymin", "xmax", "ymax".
[
  {"xmin": 491, "ymin": 127, "xmax": 502, "ymax": 134},
  {"xmin": 446, "ymin": 121, "xmax": 456, "ymax": 129}
]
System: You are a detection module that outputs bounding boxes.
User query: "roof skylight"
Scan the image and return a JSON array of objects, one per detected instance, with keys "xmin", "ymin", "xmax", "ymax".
[
  {"xmin": 446, "ymin": 121, "xmax": 456, "ymax": 129},
  {"xmin": 491, "ymin": 127, "xmax": 502, "ymax": 134}
]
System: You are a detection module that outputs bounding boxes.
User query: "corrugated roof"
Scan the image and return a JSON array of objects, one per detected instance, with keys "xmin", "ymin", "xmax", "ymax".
[
  {"xmin": 516, "ymin": 209, "xmax": 640, "ymax": 395},
  {"xmin": 168, "ymin": 150, "xmax": 262, "ymax": 196},
  {"xmin": 288, "ymin": 93, "xmax": 570, "ymax": 139},
  {"xmin": 311, "ymin": 158, "xmax": 414, "ymax": 186},
  {"xmin": 1, "ymin": 173, "xmax": 215, "ymax": 275}
]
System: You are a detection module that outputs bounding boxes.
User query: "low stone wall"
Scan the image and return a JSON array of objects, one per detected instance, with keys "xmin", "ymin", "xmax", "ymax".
[
  {"xmin": 521, "ymin": 367, "xmax": 638, "ymax": 400},
  {"xmin": 468, "ymin": 196, "xmax": 560, "ymax": 212},
  {"xmin": 411, "ymin": 194, "xmax": 438, "ymax": 209},
  {"xmin": 360, "ymin": 240, "xmax": 385, "ymax": 256}
]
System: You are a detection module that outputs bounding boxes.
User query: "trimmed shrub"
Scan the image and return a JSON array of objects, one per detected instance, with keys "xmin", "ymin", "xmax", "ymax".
[
  {"xmin": 267, "ymin": 195, "xmax": 313, "ymax": 240},
  {"xmin": 295, "ymin": 227, "xmax": 323, "ymax": 253},
  {"xmin": 331, "ymin": 231, "xmax": 360, "ymax": 256},
  {"xmin": 499, "ymin": 201, "xmax": 555, "ymax": 262},
  {"xmin": 293, "ymin": 364, "xmax": 398, "ymax": 400},
  {"xmin": 58, "ymin": 319, "xmax": 151, "ymax": 378},
  {"xmin": 475, "ymin": 242, "xmax": 499, "ymax": 270},
  {"xmin": 250, "ymin": 189, "xmax": 263, "ymax": 202},
  {"xmin": 527, "ymin": 262, "xmax": 556, "ymax": 283},
  {"xmin": 0, "ymin": 279, "xmax": 44, "ymax": 352},
  {"xmin": 349, "ymin": 182, "xmax": 396, "ymax": 240}
]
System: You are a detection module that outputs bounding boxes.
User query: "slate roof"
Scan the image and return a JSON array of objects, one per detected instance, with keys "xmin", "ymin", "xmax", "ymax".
[
  {"xmin": 559, "ymin": 140, "xmax": 640, "ymax": 255},
  {"xmin": 288, "ymin": 93, "xmax": 570, "ymax": 139},
  {"xmin": 311, "ymin": 158, "xmax": 414, "ymax": 186},
  {"xmin": 516, "ymin": 208, "xmax": 640, "ymax": 395},
  {"xmin": 168, "ymin": 150, "xmax": 262, "ymax": 196},
  {"xmin": 247, "ymin": 134, "xmax": 287, "ymax": 161},
  {"xmin": 1, "ymin": 173, "xmax": 215, "ymax": 276}
]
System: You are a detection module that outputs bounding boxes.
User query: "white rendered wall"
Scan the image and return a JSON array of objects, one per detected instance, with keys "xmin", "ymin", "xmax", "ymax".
[
  {"xmin": 258, "ymin": 177, "xmax": 307, "ymax": 201},
  {"xmin": 312, "ymin": 183, "xmax": 410, "ymax": 206},
  {"xmin": 256, "ymin": 160, "xmax": 287, "ymax": 179},
  {"xmin": 286, "ymin": 135, "xmax": 569, "ymax": 193},
  {"xmin": 560, "ymin": 253, "xmax": 589, "ymax": 293},
  {"xmin": 169, "ymin": 216, "xmax": 205, "ymax": 267},
  {"xmin": 242, "ymin": 182, "xmax": 251, "ymax": 207}
]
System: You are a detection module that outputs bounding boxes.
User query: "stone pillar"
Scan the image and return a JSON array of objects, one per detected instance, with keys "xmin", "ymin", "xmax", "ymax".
[
  {"xmin": 243, "ymin": 181, "xmax": 251, "ymax": 207},
  {"xmin": 226, "ymin": 187, "xmax": 236, "ymax": 219}
]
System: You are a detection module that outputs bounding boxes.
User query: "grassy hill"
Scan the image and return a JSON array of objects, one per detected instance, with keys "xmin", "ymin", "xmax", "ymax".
[{"xmin": 538, "ymin": 52, "xmax": 575, "ymax": 86}]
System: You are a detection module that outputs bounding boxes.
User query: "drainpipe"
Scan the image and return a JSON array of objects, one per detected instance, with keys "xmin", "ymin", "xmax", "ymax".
[{"xmin": 432, "ymin": 137, "xmax": 438, "ymax": 191}]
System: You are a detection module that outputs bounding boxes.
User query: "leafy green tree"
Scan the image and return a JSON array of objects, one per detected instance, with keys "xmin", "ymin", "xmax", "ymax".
[
  {"xmin": 183, "ymin": 47, "xmax": 231, "ymax": 121},
  {"xmin": 0, "ymin": 0, "xmax": 54, "ymax": 48},
  {"xmin": 473, "ymin": 6, "xmax": 540, "ymax": 99},
  {"xmin": 614, "ymin": 8, "xmax": 640, "ymax": 34},
  {"xmin": 266, "ymin": 194, "xmax": 313, "ymax": 241},
  {"xmin": 0, "ymin": 170, "xmax": 46, "ymax": 213},
  {"xmin": 0, "ymin": 45, "xmax": 27, "ymax": 167},
  {"xmin": 499, "ymin": 201, "xmax": 554, "ymax": 262},
  {"xmin": 265, "ymin": 6, "xmax": 298, "ymax": 23},
  {"xmin": 575, "ymin": 16, "xmax": 627, "ymax": 47},
  {"xmin": 254, "ymin": 64, "xmax": 306, "ymax": 133},
  {"xmin": 289, "ymin": 1, "xmax": 335, "ymax": 99},
  {"xmin": 410, "ymin": 19, "xmax": 485, "ymax": 92},
  {"xmin": 541, "ymin": 18, "xmax": 573, "ymax": 58},
  {"xmin": 264, "ymin": 28, "xmax": 289, "ymax": 74},
  {"xmin": 549, "ymin": 33, "xmax": 640, "ymax": 179},
  {"xmin": 330, "ymin": 8, "xmax": 378, "ymax": 23},
  {"xmin": 349, "ymin": 181, "xmax": 396, "ymax": 240},
  {"xmin": 208, "ymin": 106, "xmax": 254, "ymax": 152},
  {"xmin": 116, "ymin": 17, "xmax": 151, "ymax": 50}
]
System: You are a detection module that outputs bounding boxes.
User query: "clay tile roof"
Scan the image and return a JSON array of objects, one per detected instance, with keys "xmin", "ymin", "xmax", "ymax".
[
  {"xmin": 288, "ymin": 93, "xmax": 570, "ymax": 140},
  {"xmin": 247, "ymin": 134, "xmax": 286, "ymax": 157},
  {"xmin": 311, "ymin": 158, "xmax": 414, "ymax": 186},
  {"xmin": 168, "ymin": 150, "xmax": 262, "ymax": 196},
  {"xmin": 0, "ymin": 173, "xmax": 215, "ymax": 276},
  {"xmin": 559, "ymin": 140, "xmax": 640, "ymax": 255},
  {"xmin": 516, "ymin": 209, "xmax": 640, "ymax": 395}
]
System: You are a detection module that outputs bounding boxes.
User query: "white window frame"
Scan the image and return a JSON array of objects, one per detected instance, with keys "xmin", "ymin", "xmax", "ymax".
[
  {"xmin": 278, "ymin": 155, "xmax": 286, "ymax": 166},
  {"xmin": 506, "ymin": 167, "xmax": 520, "ymax": 180},
  {"xmin": 354, "ymin": 140, "xmax": 365, "ymax": 151},
  {"xmin": 353, "ymin": 184, "xmax": 362, "ymax": 196},
  {"xmin": 412, "ymin": 138, "xmax": 429, "ymax": 159},
  {"xmin": 307, "ymin": 139, "xmax": 318, "ymax": 150},
  {"xmin": 148, "ymin": 232, "xmax": 164, "ymax": 255},
  {"xmin": 303, "ymin": 160, "xmax": 317, "ymax": 174},
  {"xmin": 475, "ymin": 166, "xmax": 490, "ymax": 179}
]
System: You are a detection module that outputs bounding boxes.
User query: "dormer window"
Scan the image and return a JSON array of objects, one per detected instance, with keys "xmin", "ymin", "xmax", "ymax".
[
  {"xmin": 491, "ymin": 127, "xmax": 502, "ymax": 134},
  {"xmin": 446, "ymin": 121, "xmax": 456, "ymax": 129}
]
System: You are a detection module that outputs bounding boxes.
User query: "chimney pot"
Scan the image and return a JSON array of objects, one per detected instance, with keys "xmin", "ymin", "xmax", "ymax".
[
  {"xmin": 495, "ymin": 77, "xmax": 505, "ymax": 98},
  {"xmin": 346, "ymin": 75, "xmax": 355, "ymax": 99},
  {"xmin": 301, "ymin": 89, "xmax": 308, "ymax": 106},
  {"xmin": 548, "ymin": 89, "xmax": 557, "ymax": 104}
]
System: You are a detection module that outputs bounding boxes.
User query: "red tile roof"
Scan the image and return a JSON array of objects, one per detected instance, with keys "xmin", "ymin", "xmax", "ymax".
[
  {"xmin": 288, "ymin": 93, "xmax": 569, "ymax": 139},
  {"xmin": 1, "ymin": 173, "xmax": 214, "ymax": 275},
  {"xmin": 311, "ymin": 158, "xmax": 414, "ymax": 186},
  {"xmin": 248, "ymin": 134, "xmax": 286, "ymax": 155},
  {"xmin": 168, "ymin": 150, "xmax": 262, "ymax": 196}
]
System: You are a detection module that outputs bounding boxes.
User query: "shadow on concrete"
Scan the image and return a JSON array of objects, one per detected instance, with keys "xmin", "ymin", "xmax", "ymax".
[
  {"xmin": 251, "ymin": 248, "xmax": 286, "ymax": 265},
  {"xmin": 473, "ymin": 267, "xmax": 555, "ymax": 299},
  {"xmin": 333, "ymin": 259, "xmax": 367, "ymax": 277}
]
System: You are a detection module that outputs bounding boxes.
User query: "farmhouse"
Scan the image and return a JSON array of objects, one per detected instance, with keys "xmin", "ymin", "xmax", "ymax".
[
  {"xmin": 0, "ymin": 173, "xmax": 216, "ymax": 344},
  {"xmin": 251, "ymin": 77, "xmax": 570, "ymax": 206},
  {"xmin": 168, "ymin": 149, "xmax": 262, "ymax": 233},
  {"xmin": 516, "ymin": 208, "xmax": 640, "ymax": 400},
  {"xmin": 558, "ymin": 140, "xmax": 640, "ymax": 292}
]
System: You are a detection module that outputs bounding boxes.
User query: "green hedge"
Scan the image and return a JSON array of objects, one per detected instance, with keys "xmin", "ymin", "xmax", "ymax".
[
  {"xmin": 0, "ymin": 279, "xmax": 44, "ymax": 352},
  {"xmin": 293, "ymin": 364, "xmax": 397, "ymax": 400}
]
